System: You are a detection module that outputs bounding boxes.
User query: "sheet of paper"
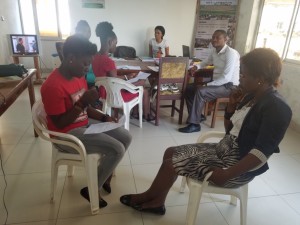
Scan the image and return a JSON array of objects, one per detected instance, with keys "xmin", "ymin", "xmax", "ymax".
[
  {"xmin": 116, "ymin": 65, "xmax": 141, "ymax": 70},
  {"xmin": 147, "ymin": 66, "xmax": 159, "ymax": 72},
  {"xmin": 84, "ymin": 116, "xmax": 125, "ymax": 134},
  {"xmin": 127, "ymin": 71, "xmax": 151, "ymax": 83}
]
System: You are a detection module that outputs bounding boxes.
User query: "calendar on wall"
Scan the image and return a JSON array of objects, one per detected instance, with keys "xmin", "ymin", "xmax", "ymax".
[{"xmin": 193, "ymin": 0, "xmax": 239, "ymax": 60}]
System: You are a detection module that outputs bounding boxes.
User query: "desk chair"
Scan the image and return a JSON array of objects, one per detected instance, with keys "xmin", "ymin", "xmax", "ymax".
[
  {"xmin": 55, "ymin": 41, "xmax": 64, "ymax": 62},
  {"xmin": 180, "ymin": 131, "xmax": 249, "ymax": 225},
  {"xmin": 95, "ymin": 77, "xmax": 143, "ymax": 130},
  {"xmin": 32, "ymin": 99, "xmax": 101, "ymax": 215},
  {"xmin": 114, "ymin": 46, "xmax": 136, "ymax": 58},
  {"xmin": 150, "ymin": 57, "xmax": 189, "ymax": 126}
]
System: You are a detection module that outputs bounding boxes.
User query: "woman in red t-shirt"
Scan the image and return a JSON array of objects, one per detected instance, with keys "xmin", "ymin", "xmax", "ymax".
[{"xmin": 92, "ymin": 21, "xmax": 155, "ymax": 121}]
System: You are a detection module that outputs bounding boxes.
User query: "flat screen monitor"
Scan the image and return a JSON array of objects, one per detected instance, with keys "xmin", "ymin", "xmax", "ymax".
[
  {"xmin": 182, "ymin": 45, "xmax": 190, "ymax": 58},
  {"xmin": 10, "ymin": 34, "xmax": 39, "ymax": 55}
]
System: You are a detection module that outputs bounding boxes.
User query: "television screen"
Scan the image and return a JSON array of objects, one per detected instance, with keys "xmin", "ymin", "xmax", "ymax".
[{"xmin": 10, "ymin": 34, "xmax": 39, "ymax": 55}]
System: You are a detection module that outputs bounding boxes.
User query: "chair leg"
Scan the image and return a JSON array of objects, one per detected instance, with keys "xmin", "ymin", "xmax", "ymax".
[
  {"xmin": 230, "ymin": 196, "xmax": 238, "ymax": 205},
  {"xmin": 123, "ymin": 105, "xmax": 130, "ymax": 131},
  {"xmin": 155, "ymin": 96, "xmax": 160, "ymax": 126},
  {"xmin": 211, "ymin": 100, "xmax": 219, "ymax": 128},
  {"xmin": 86, "ymin": 154, "xmax": 101, "ymax": 215},
  {"xmin": 180, "ymin": 176, "xmax": 187, "ymax": 193},
  {"xmin": 185, "ymin": 181, "xmax": 204, "ymax": 225},
  {"xmin": 50, "ymin": 150, "xmax": 58, "ymax": 203},
  {"xmin": 178, "ymin": 98, "xmax": 185, "ymax": 125},
  {"xmin": 138, "ymin": 102, "xmax": 143, "ymax": 128},
  {"xmin": 171, "ymin": 100, "xmax": 176, "ymax": 117},
  {"xmin": 240, "ymin": 185, "xmax": 249, "ymax": 225}
]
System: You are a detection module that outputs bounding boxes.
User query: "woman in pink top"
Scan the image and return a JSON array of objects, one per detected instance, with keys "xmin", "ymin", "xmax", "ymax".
[{"xmin": 92, "ymin": 21, "xmax": 154, "ymax": 121}]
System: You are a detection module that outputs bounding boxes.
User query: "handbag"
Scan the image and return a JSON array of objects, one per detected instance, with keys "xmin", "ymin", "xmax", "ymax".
[{"xmin": 0, "ymin": 64, "xmax": 28, "ymax": 77}]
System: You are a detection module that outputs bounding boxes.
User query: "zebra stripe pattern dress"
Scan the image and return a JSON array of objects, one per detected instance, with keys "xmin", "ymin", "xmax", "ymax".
[{"xmin": 172, "ymin": 134, "xmax": 254, "ymax": 188}]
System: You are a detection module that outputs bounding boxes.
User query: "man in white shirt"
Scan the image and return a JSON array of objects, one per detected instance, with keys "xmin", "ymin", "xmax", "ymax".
[{"xmin": 179, "ymin": 30, "xmax": 240, "ymax": 133}]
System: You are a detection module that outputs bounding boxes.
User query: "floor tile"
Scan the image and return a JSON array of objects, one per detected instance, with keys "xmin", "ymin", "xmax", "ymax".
[
  {"xmin": 0, "ymin": 172, "xmax": 65, "ymax": 224},
  {"xmin": 281, "ymin": 193, "xmax": 300, "ymax": 214},
  {"xmin": 57, "ymin": 212, "xmax": 143, "ymax": 225},
  {"xmin": 4, "ymin": 141, "xmax": 52, "ymax": 174},
  {"xmin": 58, "ymin": 165, "xmax": 135, "ymax": 219},
  {"xmin": 128, "ymin": 136, "xmax": 176, "ymax": 165},
  {"xmin": 142, "ymin": 204, "xmax": 228, "ymax": 225}
]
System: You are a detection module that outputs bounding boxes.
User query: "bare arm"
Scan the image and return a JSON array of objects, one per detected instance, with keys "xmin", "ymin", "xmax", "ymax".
[
  {"xmin": 149, "ymin": 44, "xmax": 153, "ymax": 57},
  {"xmin": 165, "ymin": 46, "xmax": 169, "ymax": 56},
  {"xmin": 209, "ymin": 154, "xmax": 262, "ymax": 186}
]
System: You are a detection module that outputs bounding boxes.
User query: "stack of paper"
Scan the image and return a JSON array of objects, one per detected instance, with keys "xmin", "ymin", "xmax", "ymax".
[
  {"xmin": 147, "ymin": 66, "xmax": 159, "ymax": 72},
  {"xmin": 127, "ymin": 71, "xmax": 151, "ymax": 83},
  {"xmin": 116, "ymin": 65, "xmax": 142, "ymax": 70},
  {"xmin": 139, "ymin": 56, "xmax": 155, "ymax": 62}
]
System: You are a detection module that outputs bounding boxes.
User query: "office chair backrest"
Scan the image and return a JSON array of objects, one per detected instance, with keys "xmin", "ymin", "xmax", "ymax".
[{"xmin": 114, "ymin": 46, "xmax": 136, "ymax": 58}]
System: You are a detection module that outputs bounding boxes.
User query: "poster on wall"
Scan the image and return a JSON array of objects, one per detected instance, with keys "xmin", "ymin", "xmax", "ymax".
[
  {"xmin": 194, "ymin": 0, "xmax": 239, "ymax": 60},
  {"xmin": 82, "ymin": 0, "xmax": 105, "ymax": 8}
]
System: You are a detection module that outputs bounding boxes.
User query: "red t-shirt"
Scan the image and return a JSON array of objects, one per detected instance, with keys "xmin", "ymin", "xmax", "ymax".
[
  {"xmin": 92, "ymin": 54, "xmax": 138, "ymax": 102},
  {"xmin": 41, "ymin": 69, "xmax": 88, "ymax": 133}
]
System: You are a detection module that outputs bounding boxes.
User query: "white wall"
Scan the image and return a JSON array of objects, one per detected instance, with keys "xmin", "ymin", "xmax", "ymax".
[
  {"xmin": 69, "ymin": 0, "xmax": 198, "ymax": 57},
  {"xmin": 0, "ymin": 0, "xmax": 22, "ymax": 64}
]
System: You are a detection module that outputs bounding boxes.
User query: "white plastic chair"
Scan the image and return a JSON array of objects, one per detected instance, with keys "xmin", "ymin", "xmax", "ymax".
[
  {"xmin": 95, "ymin": 77, "xmax": 143, "ymax": 130},
  {"xmin": 32, "ymin": 99, "xmax": 101, "ymax": 215},
  {"xmin": 180, "ymin": 131, "xmax": 249, "ymax": 225}
]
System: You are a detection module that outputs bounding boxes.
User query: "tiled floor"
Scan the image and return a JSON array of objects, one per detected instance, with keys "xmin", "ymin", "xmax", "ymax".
[{"xmin": 1, "ymin": 85, "xmax": 300, "ymax": 225}]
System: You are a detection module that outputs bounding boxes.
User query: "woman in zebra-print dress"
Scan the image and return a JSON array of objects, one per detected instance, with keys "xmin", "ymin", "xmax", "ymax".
[{"xmin": 120, "ymin": 48, "xmax": 292, "ymax": 215}]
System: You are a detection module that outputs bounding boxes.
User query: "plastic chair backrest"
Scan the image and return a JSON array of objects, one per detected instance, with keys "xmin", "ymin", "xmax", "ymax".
[
  {"xmin": 95, "ymin": 77, "xmax": 140, "ymax": 108},
  {"xmin": 32, "ymin": 99, "xmax": 87, "ymax": 159}
]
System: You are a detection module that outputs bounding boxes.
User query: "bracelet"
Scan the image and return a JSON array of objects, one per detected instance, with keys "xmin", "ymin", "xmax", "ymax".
[{"xmin": 124, "ymin": 75, "xmax": 128, "ymax": 81}]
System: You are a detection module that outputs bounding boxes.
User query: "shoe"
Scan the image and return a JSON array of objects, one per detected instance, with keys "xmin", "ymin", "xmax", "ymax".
[
  {"xmin": 200, "ymin": 114, "xmax": 206, "ymax": 122},
  {"xmin": 120, "ymin": 195, "xmax": 133, "ymax": 207},
  {"xmin": 144, "ymin": 114, "xmax": 156, "ymax": 122},
  {"xmin": 169, "ymin": 83, "xmax": 179, "ymax": 93},
  {"xmin": 160, "ymin": 84, "xmax": 169, "ymax": 91},
  {"xmin": 102, "ymin": 183, "xmax": 111, "ymax": 194},
  {"xmin": 178, "ymin": 124, "xmax": 201, "ymax": 133},
  {"xmin": 80, "ymin": 187, "xmax": 108, "ymax": 208},
  {"xmin": 132, "ymin": 204, "xmax": 166, "ymax": 215}
]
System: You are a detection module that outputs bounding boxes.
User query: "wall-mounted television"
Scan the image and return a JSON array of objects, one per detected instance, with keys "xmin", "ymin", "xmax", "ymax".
[{"xmin": 10, "ymin": 34, "xmax": 39, "ymax": 55}]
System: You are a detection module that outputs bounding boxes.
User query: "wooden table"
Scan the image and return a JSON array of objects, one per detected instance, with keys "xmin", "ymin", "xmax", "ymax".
[
  {"xmin": 0, "ymin": 69, "xmax": 37, "ymax": 136},
  {"xmin": 12, "ymin": 54, "xmax": 43, "ymax": 84},
  {"xmin": 115, "ymin": 59, "xmax": 157, "ymax": 75}
]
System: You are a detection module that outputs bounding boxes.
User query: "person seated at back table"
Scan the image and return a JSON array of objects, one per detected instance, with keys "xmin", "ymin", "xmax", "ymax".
[
  {"xmin": 179, "ymin": 29, "xmax": 240, "ymax": 133},
  {"xmin": 75, "ymin": 20, "xmax": 92, "ymax": 40},
  {"xmin": 119, "ymin": 48, "xmax": 292, "ymax": 215},
  {"xmin": 149, "ymin": 25, "xmax": 169, "ymax": 58},
  {"xmin": 92, "ymin": 21, "xmax": 155, "ymax": 121},
  {"xmin": 41, "ymin": 35, "xmax": 132, "ymax": 208}
]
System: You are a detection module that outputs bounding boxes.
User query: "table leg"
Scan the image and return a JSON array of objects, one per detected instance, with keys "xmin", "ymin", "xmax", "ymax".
[
  {"xmin": 28, "ymin": 75, "xmax": 38, "ymax": 137},
  {"xmin": 33, "ymin": 56, "xmax": 43, "ymax": 84}
]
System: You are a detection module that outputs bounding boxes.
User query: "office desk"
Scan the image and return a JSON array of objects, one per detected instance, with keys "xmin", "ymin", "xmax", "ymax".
[
  {"xmin": 0, "ymin": 69, "xmax": 37, "ymax": 136},
  {"xmin": 115, "ymin": 59, "xmax": 157, "ymax": 75}
]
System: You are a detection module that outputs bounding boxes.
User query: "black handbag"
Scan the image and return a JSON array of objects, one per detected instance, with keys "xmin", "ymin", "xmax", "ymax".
[{"xmin": 0, "ymin": 64, "xmax": 28, "ymax": 77}]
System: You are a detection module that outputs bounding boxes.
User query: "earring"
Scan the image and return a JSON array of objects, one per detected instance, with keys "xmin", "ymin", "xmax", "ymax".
[{"xmin": 258, "ymin": 82, "xmax": 261, "ymax": 85}]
